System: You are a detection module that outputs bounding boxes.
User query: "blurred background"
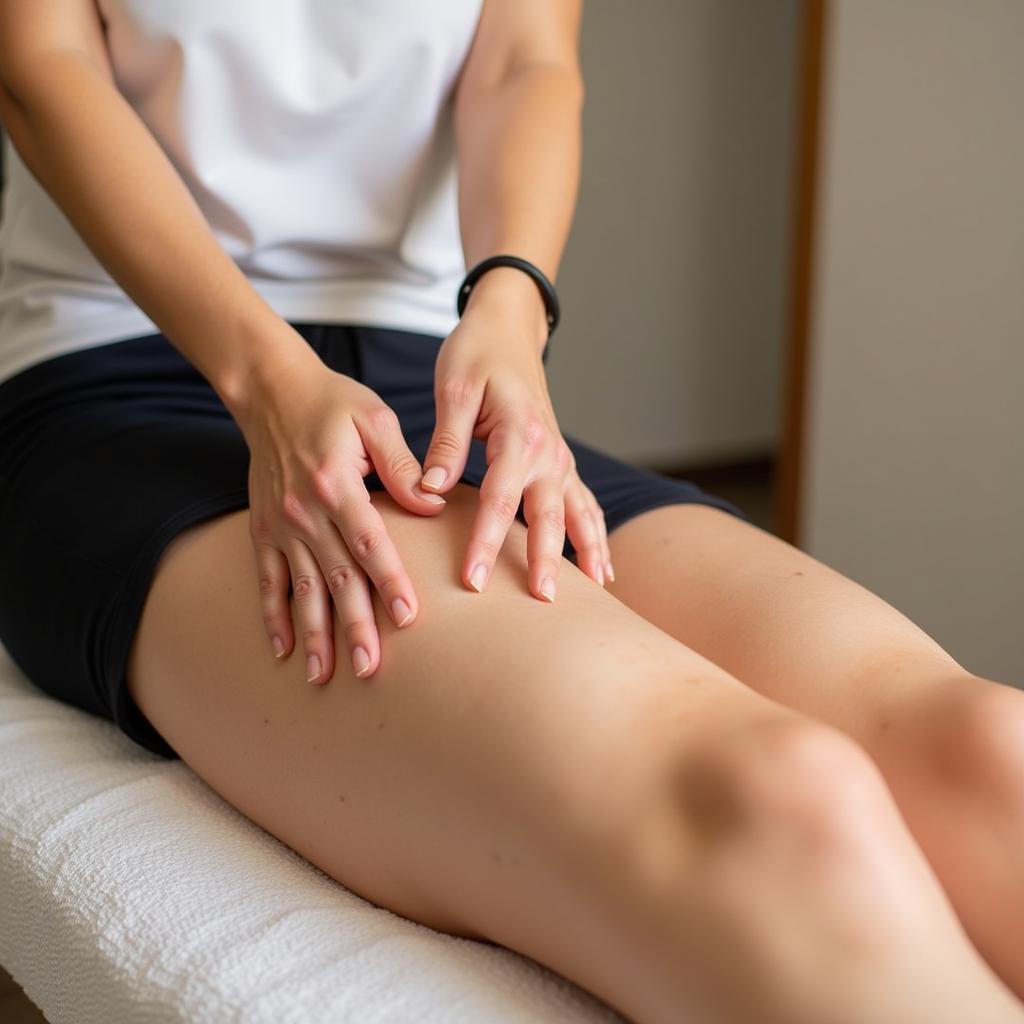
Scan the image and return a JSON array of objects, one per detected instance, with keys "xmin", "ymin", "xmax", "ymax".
[
  {"xmin": 549, "ymin": 0, "xmax": 1022, "ymax": 688},
  {"xmin": 553, "ymin": 0, "xmax": 796, "ymax": 522}
]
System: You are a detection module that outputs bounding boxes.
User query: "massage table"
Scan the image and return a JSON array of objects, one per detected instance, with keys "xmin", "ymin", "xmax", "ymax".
[{"xmin": 0, "ymin": 639, "xmax": 624, "ymax": 1022}]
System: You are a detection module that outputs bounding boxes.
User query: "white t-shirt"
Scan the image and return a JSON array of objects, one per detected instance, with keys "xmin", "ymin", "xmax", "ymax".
[{"xmin": 0, "ymin": 0, "xmax": 483, "ymax": 387}]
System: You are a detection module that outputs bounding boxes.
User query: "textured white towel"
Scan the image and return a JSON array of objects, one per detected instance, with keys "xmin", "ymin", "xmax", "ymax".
[{"xmin": 0, "ymin": 641, "xmax": 623, "ymax": 1023}]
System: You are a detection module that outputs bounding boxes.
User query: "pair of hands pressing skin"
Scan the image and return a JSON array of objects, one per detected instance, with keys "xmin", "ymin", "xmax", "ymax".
[{"xmin": 238, "ymin": 299, "xmax": 615, "ymax": 686}]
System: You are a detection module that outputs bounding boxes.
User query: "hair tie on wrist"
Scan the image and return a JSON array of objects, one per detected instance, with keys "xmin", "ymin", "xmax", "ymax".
[{"xmin": 456, "ymin": 254, "xmax": 561, "ymax": 361}]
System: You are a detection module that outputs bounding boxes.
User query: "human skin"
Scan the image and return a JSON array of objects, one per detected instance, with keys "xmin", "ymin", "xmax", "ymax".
[
  {"xmin": 124, "ymin": 488, "xmax": 1024, "ymax": 1024},
  {"xmin": 604, "ymin": 502, "xmax": 1024, "ymax": 1005},
  {"xmin": 3, "ymin": 1, "xmax": 1023, "ymax": 1020}
]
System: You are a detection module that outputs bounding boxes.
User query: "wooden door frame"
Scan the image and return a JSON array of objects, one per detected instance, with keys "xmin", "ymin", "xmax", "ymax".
[{"xmin": 777, "ymin": 0, "xmax": 829, "ymax": 546}]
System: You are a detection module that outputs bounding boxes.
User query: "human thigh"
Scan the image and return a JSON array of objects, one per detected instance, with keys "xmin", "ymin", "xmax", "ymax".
[
  {"xmin": 603, "ymin": 502, "xmax": 972, "ymax": 755},
  {"xmin": 125, "ymin": 483, "xmax": 784, "ymax": 945}
]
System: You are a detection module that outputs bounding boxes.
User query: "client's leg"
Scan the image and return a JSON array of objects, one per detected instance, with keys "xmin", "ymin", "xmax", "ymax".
[
  {"xmin": 126, "ymin": 485, "xmax": 1023, "ymax": 1024},
  {"xmin": 603, "ymin": 503, "xmax": 1024, "ymax": 1002}
]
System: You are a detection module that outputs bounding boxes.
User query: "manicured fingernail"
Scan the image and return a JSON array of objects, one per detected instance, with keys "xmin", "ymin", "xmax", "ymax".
[
  {"xmin": 539, "ymin": 577, "xmax": 556, "ymax": 603},
  {"xmin": 306, "ymin": 653, "xmax": 322, "ymax": 683},
  {"xmin": 391, "ymin": 596, "xmax": 414, "ymax": 627},
  {"xmin": 421, "ymin": 466, "xmax": 448, "ymax": 490},
  {"xmin": 469, "ymin": 563, "xmax": 488, "ymax": 593},
  {"xmin": 272, "ymin": 635, "xmax": 285, "ymax": 658},
  {"xmin": 352, "ymin": 646, "xmax": 371, "ymax": 677},
  {"xmin": 606, "ymin": 561, "xmax": 616, "ymax": 582},
  {"xmin": 419, "ymin": 490, "xmax": 446, "ymax": 505},
  {"xmin": 596, "ymin": 563, "xmax": 605, "ymax": 587}
]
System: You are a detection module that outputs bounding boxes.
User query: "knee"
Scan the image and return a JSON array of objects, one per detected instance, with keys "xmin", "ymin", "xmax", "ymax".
[
  {"xmin": 590, "ymin": 713, "xmax": 905, "ymax": 949},
  {"xmin": 913, "ymin": 679, "xmax": 1024, "ymax": 804},
  {"xmin": 670, "ymin": 714, "xmax": 893, "ymax": 866}
]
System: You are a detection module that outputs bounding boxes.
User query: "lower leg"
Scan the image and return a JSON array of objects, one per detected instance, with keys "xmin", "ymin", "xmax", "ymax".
[
  {"xmin": 863, "ymin": 675, "xmax": 1024, "ymax": 1004},
  {"xmin": 605, "ymin": 503, "xmax": 1024, "ymax": 1004},
  {"xmin": 610, "ymin": 716, "xmax": 1024, "ymax": 1024}
]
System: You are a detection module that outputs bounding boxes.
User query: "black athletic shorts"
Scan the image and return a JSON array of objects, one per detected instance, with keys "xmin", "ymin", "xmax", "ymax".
[{"xmin": 0, "ymin": 322, "xmax": 750, "ymax": 761}]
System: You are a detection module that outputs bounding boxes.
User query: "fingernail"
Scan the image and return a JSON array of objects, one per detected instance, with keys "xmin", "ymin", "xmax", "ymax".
[
  {"xmin": 469, "ymin": 563, "xmax": 488, "ymax": 593},
  {"xmin": 419, "ymin": 490, "xmax": 447, "ymax": 505},
  {"xmin": 606, "ymin": 561, "xmax": 616, "ymax": 582},
  {"xmin": 272, "ymin": 635, "xmax": 285, "ymax": 658},
  {"xmin": 306, "ymin": 653, "xmax": 322, "ymax": 683},
  {"xmin": 539, "ymin": 577, "xmax": 556, "ymax": 603},
  {"xmin": 391, "ymin": 596, "xmax": 414, "ymax": 627},
  {"xmin": 352, "ymin": 646, "xmax": 371, "ymax": 677},
  {"xmin": 421, "ymin": 466, "xmax": 448, "ymax": 490},
  {"xmin": 596, "ymin": 563, "xmax": 605, "ymax": 587}
]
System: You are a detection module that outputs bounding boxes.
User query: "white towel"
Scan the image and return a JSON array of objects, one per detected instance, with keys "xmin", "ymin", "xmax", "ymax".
[{"xmin": 0, "ymin": 640, "xmax": 623, "ymax": 1022}]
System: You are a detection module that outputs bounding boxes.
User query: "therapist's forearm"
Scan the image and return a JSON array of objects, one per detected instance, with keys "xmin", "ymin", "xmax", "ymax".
[
  {"xmin": 453, "ymin": 63, "xmax": 585, "ymax": 352},
  {"xmin": 0, "ymin": 50, "xmax": 320, "ymax": 420}
]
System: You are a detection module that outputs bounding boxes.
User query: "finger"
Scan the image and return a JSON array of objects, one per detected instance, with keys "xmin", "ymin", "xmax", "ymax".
[
  {"xmin": 284, "ymin": 536, "xmax": 336, "ymax": 685},
  {"xmin": 521, "ymin": 477, "xmax": 567, "ymax": 603},
  {"xmin": 252, "ymin": 537, "xmax": 293, "ymax": 660},
  {"xmin": 310, "ymin": 517, "xmax": 379, "ymax": 680},
  {"xmin": 565, "ymin": 484, "xmax": 606, "ymax": 586},
  {"xmin": 420, "ymin": 376, "xmax": 483, "ymax": 495},
  {"xmin": 356, "ymin": 403, "xmax": 448, "ymax": 514},
  {"xmin": 585, "ymin": 493, "xmax": 606, "ymax": 589},
  {"xmin": 565, "ymin": 479, "xmax": 602, "ymax": 585},
  {"xmin": 590, "ymin": 489, "xmax": 615, "ymax": 582},
  {"xmin": 329, "ymin": 466, "xmax": 420, "ymax": 629},
  {"xmin": 463, "ymin": 435, "xmax": 527, "ymax": 594}
]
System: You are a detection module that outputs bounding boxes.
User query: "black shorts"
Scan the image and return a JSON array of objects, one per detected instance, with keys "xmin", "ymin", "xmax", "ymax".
[{"xmin": 0, "ymin": 323, "xmax": 749, "ymax": 761}]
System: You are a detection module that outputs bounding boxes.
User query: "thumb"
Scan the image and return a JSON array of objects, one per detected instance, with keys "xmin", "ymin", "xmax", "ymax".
[{"xmin": 420, "ymin": 382, "xmax": 481, "ymax": 495}]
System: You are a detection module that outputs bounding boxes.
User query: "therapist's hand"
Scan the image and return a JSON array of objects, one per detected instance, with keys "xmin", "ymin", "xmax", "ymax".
[
  {"xmin": 418, "ymin": 276, "xmax": 613, "ymax": 601},
  {"xmin": 234, "ymin": 352, "xmax": 447, "ymax": 685}
]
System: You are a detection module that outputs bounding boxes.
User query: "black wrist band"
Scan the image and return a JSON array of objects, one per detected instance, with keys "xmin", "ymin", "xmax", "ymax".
[{"xmin": 456, "ymin": 254, "xmax": 561, "ymax": 350}]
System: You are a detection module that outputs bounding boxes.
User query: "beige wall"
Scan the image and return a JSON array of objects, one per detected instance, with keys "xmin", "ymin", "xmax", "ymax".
[
  {"xmin": 803, "ymin": 0, "xmax": 1024, "ymax": 684},
  {"xmin": 549, "ymin": 1, "xmax": 798, "ymax": 467}
]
